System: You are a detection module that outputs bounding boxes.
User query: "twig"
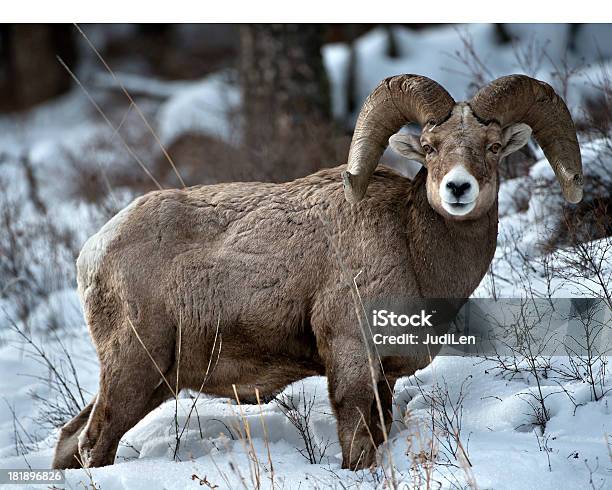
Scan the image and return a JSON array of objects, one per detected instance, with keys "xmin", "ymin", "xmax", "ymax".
[
  {"xmin": 73, "ymin": 23, "xmax": 186, "ymax": 188},
  {"xmin": 56, "ymin": 56, "xmax": 163, "ymax": 190}
]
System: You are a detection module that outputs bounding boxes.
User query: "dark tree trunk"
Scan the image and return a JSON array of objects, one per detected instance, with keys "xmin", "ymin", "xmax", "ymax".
[
  {"xmin": 239, "ymin": 25, "xmax": 343, "ymax": 180},
  {"xmin": 240, "ymin": 24, "xmax": 330, "ymax": 137},
  {"xmin": 0, "ymin": 24, "xmax": 76, "ymax": 112}
]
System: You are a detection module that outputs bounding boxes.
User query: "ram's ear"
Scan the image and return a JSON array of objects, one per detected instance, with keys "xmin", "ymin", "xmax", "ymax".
[
  {"xmin": 389, "ymin": 134, "xmax": 426, "ymax": 164},
  {"xmin": 500, "ymin": 123, "xmax": 532, "ymax": 158}
]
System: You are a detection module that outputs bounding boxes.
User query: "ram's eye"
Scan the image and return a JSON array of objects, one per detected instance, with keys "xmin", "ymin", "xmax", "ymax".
[
  {"xmin": 422, "ymin": 144, "xmax": 435, "ymax": 155},
  {"xmin": 488, "ymin": 143, "xmax": 502, "ymax": 154}
]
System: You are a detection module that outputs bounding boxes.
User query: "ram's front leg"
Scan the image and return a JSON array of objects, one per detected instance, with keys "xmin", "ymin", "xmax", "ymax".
[{"xmin": 325, "ymin": 336, "xmax": 382, "ymax": 470}]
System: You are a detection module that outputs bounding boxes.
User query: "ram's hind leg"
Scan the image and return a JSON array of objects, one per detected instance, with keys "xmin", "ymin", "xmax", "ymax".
[
  {"xmin": 52, "ymin": 397, "xmax": 96, "ymax": 469},
  {"xmin": 78, "ymin": 318, "xmax": 175, "ymax": 468}
]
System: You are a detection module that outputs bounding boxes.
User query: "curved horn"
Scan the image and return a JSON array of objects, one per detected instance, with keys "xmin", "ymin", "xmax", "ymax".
[
  {"xmin": 469, "ymin": 75, "xmax": 583, "ymax": 203},
  {"xmin": 343, "ymin": 74, "xmax": 455, "ymax": 203}
]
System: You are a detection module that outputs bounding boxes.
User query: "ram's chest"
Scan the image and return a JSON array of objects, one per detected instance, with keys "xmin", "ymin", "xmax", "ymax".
[
  {"xmin": 407, "ymin": 213, "xmax": 498, "ymax": 299},
  {"xmin": 425, "ymin": 243, "xmax": 493, "ymax": 298}
]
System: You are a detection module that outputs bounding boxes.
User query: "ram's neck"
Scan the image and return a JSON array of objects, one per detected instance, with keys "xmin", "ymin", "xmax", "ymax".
[{"xmin": 406, "ymin": 172, "xmax": 498, "ymax": 299}]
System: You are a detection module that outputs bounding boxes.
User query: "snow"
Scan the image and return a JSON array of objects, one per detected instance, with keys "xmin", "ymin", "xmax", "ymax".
[
  {"xmin": 322, "ymin": 43, "xmax": 351, "ymax": 121},
  {"xmin": 1, "ymin": 345, "xmax": 608, "ymax": 489},
  {"xmin": 1, "ymin": 23, "xmax": 611, "ymax": 490},
  {"xmin": 157, "ymin": 70, "xmax": 241, "ymax": 146}
]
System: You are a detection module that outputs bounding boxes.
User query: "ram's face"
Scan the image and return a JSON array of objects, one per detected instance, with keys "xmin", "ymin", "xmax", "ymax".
[{"xmin": 389, "ymin": 103, "xmax": 531, "ymax": 220}]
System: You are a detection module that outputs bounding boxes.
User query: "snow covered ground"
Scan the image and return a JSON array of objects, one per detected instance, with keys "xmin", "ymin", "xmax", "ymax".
[{"xmin": 0, "ymin": 24, "xmax": 611, "ymax": 489}]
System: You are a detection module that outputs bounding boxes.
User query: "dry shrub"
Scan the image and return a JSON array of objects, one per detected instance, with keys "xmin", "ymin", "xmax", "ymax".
[
  {"xmin": 545, "ymin": 195, "xmax": 612, "ymax": 252},
  {"xmin": 579, "ymin": 62, "xmax": 612, "ymax": 139},
  {"xmin": 158, "ymin": 122, "xmax": 350, "ymax": 188},
  {"xmin": 0, "ymin": 179, "xmax": 79, "ymax": 330},
  {"xmin": 65, "ymin": 89, "xmax": 350, "ymax": 205}
]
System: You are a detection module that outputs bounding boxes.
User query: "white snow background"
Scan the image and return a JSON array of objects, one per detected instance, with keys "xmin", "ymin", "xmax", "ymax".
[{"xmin": 0, "ymin": 24, "xmax": 611, "ymax": 489}]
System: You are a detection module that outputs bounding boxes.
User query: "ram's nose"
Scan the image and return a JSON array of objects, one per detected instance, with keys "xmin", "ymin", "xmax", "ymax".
[
  {"xmin": 440, "ymin": 165, "xmax": 479, "ymax": 203},
  {"xmin": 446, "ymin": 181, "xmax": 472, "ymax": 199}
]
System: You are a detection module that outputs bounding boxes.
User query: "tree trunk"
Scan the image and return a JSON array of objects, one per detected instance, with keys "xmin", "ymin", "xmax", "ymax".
[
  {"xmin": 0, "ymin": 24, "xmax": 76, "ymax": 112},
  {"xmin": 239, "ymin": 25, "xmax": 341, "ymax": 180}
]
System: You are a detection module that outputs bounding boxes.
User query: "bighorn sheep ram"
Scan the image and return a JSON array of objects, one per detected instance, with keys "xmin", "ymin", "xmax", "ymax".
[{"xmin": 53, "ymin": 74, "xmax": 583, "ymax": 470}]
